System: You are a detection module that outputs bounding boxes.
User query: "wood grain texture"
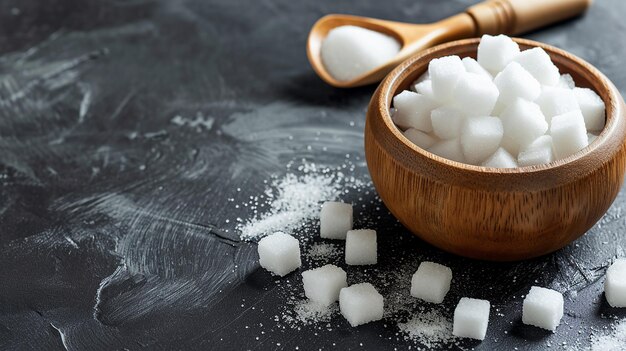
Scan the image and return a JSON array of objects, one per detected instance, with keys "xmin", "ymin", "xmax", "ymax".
[{"xmin": 365, "ymin": 38, "xmax": 626, "ymax": 261}]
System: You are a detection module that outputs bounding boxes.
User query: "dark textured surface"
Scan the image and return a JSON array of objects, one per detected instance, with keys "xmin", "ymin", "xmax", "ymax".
[{"xmin": 1, "ymin": 0, "xmax": 626, "ymax": 350}]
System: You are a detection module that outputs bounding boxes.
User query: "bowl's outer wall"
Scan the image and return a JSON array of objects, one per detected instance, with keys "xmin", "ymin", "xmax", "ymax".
[{"xmin": 364, "ymin": 38, "xmax": 626, "ymax": 261}]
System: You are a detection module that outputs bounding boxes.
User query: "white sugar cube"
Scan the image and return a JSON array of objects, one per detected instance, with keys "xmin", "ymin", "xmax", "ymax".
[
  {"xmin": 345, "ymin": 229, "xmax": 377, "ymax": 265},
  {"xmin": 500, "ymin": 99, "xmax": 548, "ymax": 153},
  {"xmin": 522, "ymin": 286, "xmax": 564, "ymax": 331},
  {"xmin": 550, "ymin": 110, "xmax": 588, "ymax": 159},
  {"xmin": 494, "ymin": 62, "xmax": 541, "ymax": 106},
  {"xmin": 574, "ymin": 87, "xmax": 605, "ymax": 131},
  {"xmin": 414, "ymin": 80, "xmax": 434, "ymax": 98},
  {"xmin": 536, "ymin": 87, "xmax": 579, "ymax": 123},
  {"xmin": 513, "ymin": 47, "xmax": 560, "ymax": 86},
  {"xmin": 477, "ymin": 34, "xmax": 520, "ymax": 74},
  {"xmin": 429, "ymin": 55, "xmax": 465, "ymax": 102},
  {"xmin": 482, "ymin": 147, "xmax": 517, "ymax": 168},
  {"xmin": 605, "ymin": 258, "xmax": 626, "ymax": 307},
  {"xmin": 410, "ymin": 261, "xmax": 452, "ymax": 303},
  {"xmin": 518, "ymin": 135, "xmax": 554, "ymax": 166},
  {"xmin": 258, "ymin": 232, "xmax": 301, "ymax": 276},
  {"xmin": 461, "ymin": 116, "xmax": 503, "ymax": 165},
  {"xmin": 431, "ymin": 107, "xmax": 465, "ymax": 140},
  {"xmin": 453, "ymin": 298, "xmax": 491, "ymax": 340},
  {"xmin": 403, "ymin": 128, "xmax": 437, "ymax": 150},
  {"xmin": 462, "ymin": 57, "xmax": 493, "ymax": 80},
  {"xmin": 428, "ymin": 139, "xmax": 465, "ymax": 163},
  {"xmin": 451, "ymin": 73, "xmax": 499, "ymax": 116},
  {"xmin": 339, "ymin": 283, "xmax": 384, "ymax": 327},
  {"xmin": 393, "ymin": 90, "xmax": 438, "ymax": 132},
  {"xmin": 302, "ymin": 264, "xmax": 348, "ymax": 306},
  {"xmin": 558, "ymin": 73, "xmax": 575, "ymax": 89},
  {"xmin": 588, "ymin": 133, "xmax": 598, "ymax": 144},
  {"xmin": 320, "ymin": 201, "xmax": 352, "ymax": 239},
  {"xmin": 321, "ymin": 25, "xmax": 400, "ymax": 82}
]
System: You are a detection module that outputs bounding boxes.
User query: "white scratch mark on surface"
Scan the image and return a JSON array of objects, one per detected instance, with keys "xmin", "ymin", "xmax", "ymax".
[
  {"xmin": 49, "ymin": 323, "xmax": 70, "ymax": 351},
  {"xmin": 78, "ymin": 85, "xmax": 92, "ymax": 124},
  {"xmin": 171, "ymin": 113, "xmax": 214, "ymax": 131},
  {"xmin": 93, "ymin": 264, "xmax": 127, "ymax": 320},
  {"xmin": 64, "ymin": 236, "xmax": 79, "ymax": 249}
]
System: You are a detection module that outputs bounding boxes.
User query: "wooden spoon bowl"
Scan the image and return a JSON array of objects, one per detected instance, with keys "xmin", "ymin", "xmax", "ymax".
[{"xmin": 365, "ymin": 38, "xmax": 626, "ymax": 261}]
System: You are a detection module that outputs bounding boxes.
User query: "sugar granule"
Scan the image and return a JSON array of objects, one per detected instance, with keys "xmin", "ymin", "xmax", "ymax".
[
  {"xmin": 397, "ymin": 309, "xmax": 454, "ymax": 348},
  {"xmin": 590, "ymin": 319, "xmax": 626, "ymax": 351},
  {"xmin": 307, "ymin": 243, "xmax": 341, "ymax": 262}
]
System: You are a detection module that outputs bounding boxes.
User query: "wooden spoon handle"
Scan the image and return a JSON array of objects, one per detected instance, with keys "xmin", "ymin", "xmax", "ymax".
[{"xmin": 466, "ymin": 0, "xmax": 592, "ymax": 36}]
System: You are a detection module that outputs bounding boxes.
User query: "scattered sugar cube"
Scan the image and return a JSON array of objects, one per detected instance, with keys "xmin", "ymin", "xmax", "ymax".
[
  {"xmin": 428, "ymin": 139, "xmax": 465, "ymax": 163},
  {"xmin": 536, "ymin": 87, "xmax": 580, "ymax": 123},
  {"xmin": 431, "ymin": 107, "xmax": 465, "ymax": 140},
  {"xmin": 558, "ymin": 73, "xmax": 575, "ymax": 89},
  {"xmin": 550, "ymin": 110, "xmax": 588, "ymax": 159},
  {"xmin": 588, "ymin": 133, "xmax": 598, "ymax": 144},
  {"xmin": 522, "ymin": 286, "xmax": 564, "ymax": 331},
  {"xmin": 345, "ymin": 229, "xmax": 377, "ymax": 265},
  {"xmin": 258, "ymin": 232, "xmax": 301, "ymax": 276},
  {"xmin": 403, "ymin": 128, "xmax": 437, "ymax": 150},
  {"xmin": 320, "ymin": 25, "xmax": 400, "ymax": 82},
  {"xmin": 414, "ymin": 80, "xmax": 434, "ymax": 98},
  {"xmin": 462, "ymin": 57, "xmax": 493, "ymax": 80},
  {"xmin": 518, "ymin": 135, "xmax": 554, "ymax": 166},
  {"xmin": 429, "ymin": 55, "xmax": 465, "ymax": 102},
  {"xmin": 482, "ymin": 147, "xmax": 517, "ymax": 168},
  {"xmin": 500, "ymin": 99, "xmax": 548, "ymax": 153},
  {"xmin": 392, "ymin": 90, "xmax": 438, "ymax": 132},
  {"xmin": 339, "ymin": 283, "xmax": 384, "ymax": 327},
  {"xmin": 320, "ymin": 201, "xmax": 352, "ymax": 240},
  {"xmin": 451, "ymin": 73, "xmax": 499, "ymax": 116},
  {"xmin": 461, "ymin": 116, "xmax": 503, "ymax": 165},
  {"xmin": 453, "ymin": 297, "xmax": 491, "ymax": 340},
  {"xmin": 604, "ymin": 258, "xmax": 626, "ymax": 307},
  {"xmin": 477, "ymin": 34, "xmax": 520, "ymax": 74},
  {"xmin": 513, "ymin": 47, "xmax": 560, "ymax": 86},
  {"xmin": 494, "ymin": 62, "xmax": 541, "ymax": 106},
  {"xmin": 302, "ymin": 264, "xmax": 348, "ymax": 306},
  {"xmin": 574, "ymin": 87, "xmax": 605, "ymax": 131},
  {"xmin": 410, "ymin": 262, "xmax": 452, "ymax": 303}
]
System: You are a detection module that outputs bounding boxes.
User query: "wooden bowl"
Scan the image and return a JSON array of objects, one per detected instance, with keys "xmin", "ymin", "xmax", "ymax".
[{"xmin": 365, "ymin": 38, "xmax": 626, "ymax": 261}]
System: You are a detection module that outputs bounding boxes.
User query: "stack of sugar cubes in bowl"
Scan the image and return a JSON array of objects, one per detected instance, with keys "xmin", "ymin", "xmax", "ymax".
[{"xmin": 392, "ymin": 34, "xmax": 605, "ymax": 168}]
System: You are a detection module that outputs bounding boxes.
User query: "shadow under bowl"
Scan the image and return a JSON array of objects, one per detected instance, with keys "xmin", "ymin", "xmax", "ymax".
[{"xmin": 365, "ymin": 37, "xmax": 626, "ymax": 261}]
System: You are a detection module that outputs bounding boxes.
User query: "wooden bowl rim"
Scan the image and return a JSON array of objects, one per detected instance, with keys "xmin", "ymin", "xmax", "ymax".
[{"xmin": 375, "ymin": 37, "xmax": 621, "ymax": 177}]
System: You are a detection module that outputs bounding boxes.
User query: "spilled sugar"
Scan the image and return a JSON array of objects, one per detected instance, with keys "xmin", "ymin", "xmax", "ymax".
[
  {"xmin": 590, "ymin": 318, "xmax": 626, "ymax": 351},
  {"xmin": 307, "ymin": 243, "xmax": 341, "ymax": 263},
  {"xmin": 397, "ymin": 309, "xmax": 454, "ymax": 349}
]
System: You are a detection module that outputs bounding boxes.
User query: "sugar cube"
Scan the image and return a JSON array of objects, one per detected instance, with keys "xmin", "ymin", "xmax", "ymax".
[
  {"xmin": 393, "ymin": 90, "xmax": 438, "ymax": 132},
  {"xmin": 522, "ymin": 286, "xmax": 564, "ymax": 331},
  {"xmin": 518, "ymin": 135, "xmax": 554, "ymax": 167},
  {"xmin": 494, "ymin": 62, "xmax": 541, "ymax": 106},
  {"xmin": 453, "ymin": 298, "xmax": 491, "ymax": 340},
  {"xmin": 513, "ymin": 47, "xmax": 560, "ymax": 86},
  {"xmin": 258, "ymin": 232, "xmax": 301, "ymax": 276},
  {"xmin": 428, "ymin": 139, "xmax": 465, "ymax": 163},
  {"xmin": 536, "ymin": 87, "xmax": 579, "ymax": 123},
  {"xmin": 451, "ymin": 73, "xmax": 499, "ymax": 116},
  {"xmin": 461, "ymin": 116, "xmax": 503, "ymax": 165},
  {"xmin": 482, "ymin": 147, "xmax": 517, "ymax": 168},
  {"xmin": 320, "ymin": 201, "xmax": 352, "ymax": 240},
  {"xmin": 410, "ymin": 261, "xmax": 452, "ymax": 303},
  {"xmin": 477, "ymin": 34, "xmax": 520, "ymax": 74},
  {"xmin": 604, "ymin": 258, "xmax": 626, "ymax": 307},
  {"xmin": 411, "ymin": 71, "xmax": 430, "ymax": 88},
  {"xmin": 429, "ymin": 55, "xmax": 465, "ymax": 102},
  {"xmin": 345, "ymin": 229, "xmax": 377, "ymax": 265},
  {"xmin": 321, "ymin": 25, "xmax": 400, "ymax": 82},
  {"xmin": 403, "ymin": 128, "xmax": 437, "ymax": 150},
  {"xmin": 500, "ymin": 99, "xmax": 548, "ymax": 153},
  {"xmin": 431, "ymin": 107, "xmax": 465, "ymax": 140},
  {"xmin": 462, "ymin": 57, "xmax": 493, "ymax": 80},
  {"xmin": 574, "ymin": 87, "xmax": 605, "ymax": 131},
  {"xmin": 550, "ymin": 110, "xmax": 588, "ymax": 159},
  {"xmin": 558, "ymin": 73, "xmax": 575, "ymax": 89},
  {"xmin": 414, "ymin": 79, "xmax": 434, "ymax": 98},
  {"xmin": 302, "ymin": 264, "xmax": 348, "ymax": 306},
  {"xmin": 339, "ymin": 283, "xmax": 384, "ymax": 327}
]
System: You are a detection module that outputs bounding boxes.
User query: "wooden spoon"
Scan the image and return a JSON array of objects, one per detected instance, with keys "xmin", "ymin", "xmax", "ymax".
[{"xmin": 307, "ymin": 0, "xmax": 592, "ymax": 88}]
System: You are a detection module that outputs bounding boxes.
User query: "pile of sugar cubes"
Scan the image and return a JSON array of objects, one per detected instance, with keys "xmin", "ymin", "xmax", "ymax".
[
  {"xmin": 321, "ymin": 25, "xmax": 401, "ymax": 82},
  {"xmin": 392, "ymin": 34, "xmax": 606, "ymax": 168}
]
